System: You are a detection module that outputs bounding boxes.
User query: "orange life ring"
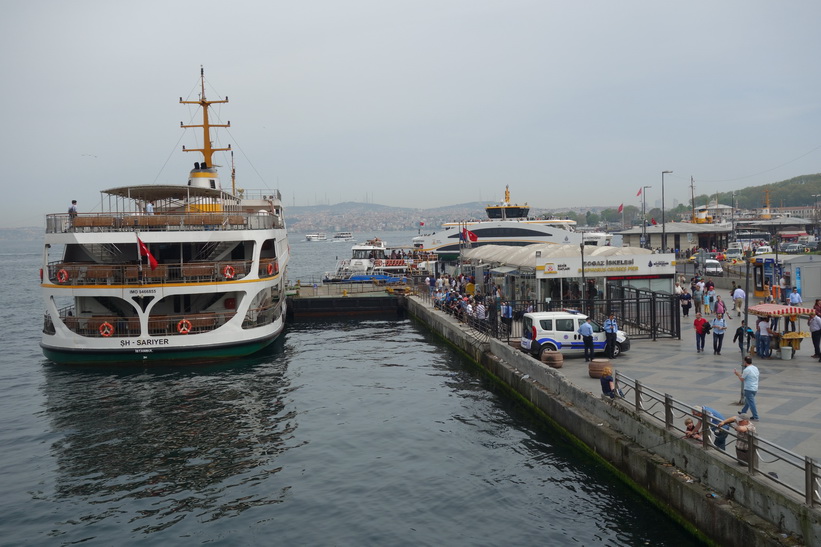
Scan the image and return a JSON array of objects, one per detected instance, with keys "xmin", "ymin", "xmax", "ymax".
[
  {"xmin": 273, "ymin": 261, "xmax": 279, "ymax": 274},
  {"xmin": 267, "ymin": 263, "xmax": 274, "ymax": 275},
  {"xmin": 223, "ymin": 265, "xmax": 235, "ymax": 279},
  {"xmin": 177, "ymin": 319, "xmax": 192, "ymax": 334},
  {"xmin": 374, "ymin": 259, "xmax": 383, "ymax": 266},
  {"xmin": 57, "ymin": 269, "xmax": 69, "ymax": 283},
  {"xmin": 99, "ymin": 322, "xmax": 114, "ymax": 337}
]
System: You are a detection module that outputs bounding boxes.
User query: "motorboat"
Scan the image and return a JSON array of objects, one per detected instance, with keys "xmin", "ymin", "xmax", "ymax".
[
  {"xmin": 323, "ymin": 238, "xmax": 429, "ymax": 282},
  {"xmin": 39, "ymin": 69, "xmax": 289, "ymax": 364}
]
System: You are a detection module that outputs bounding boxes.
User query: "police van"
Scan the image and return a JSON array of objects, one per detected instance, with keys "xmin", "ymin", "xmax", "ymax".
[{"xmin": 520, "ymin": 310, "xmax": 630, "ymax": 360}]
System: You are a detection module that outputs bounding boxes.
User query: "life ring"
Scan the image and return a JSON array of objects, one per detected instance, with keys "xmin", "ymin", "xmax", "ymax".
[
  {"xmin": 177, "ymin": 319, "xmax": 192, "ymax": 334},
  {"xmin": 273, "ymin": 261, "xmax": 279, "ymax": 274},
  {"xmin": 99, "ymin": 322, "xmax": 114, "ymax": 337},
  {"xmin": 223, "ymin": 265, "xmax": 235, "ymax": 279},
  {"xmin": 374, "ymin": 259, "xmax": 383, "ymax": 266},
  {"xmin": 57, "ymin": 269, "xmax": 69, "ymax": 283},
  {"xmin": 267, "ymin": 263, "xmax": 274, "ymax": 275}
]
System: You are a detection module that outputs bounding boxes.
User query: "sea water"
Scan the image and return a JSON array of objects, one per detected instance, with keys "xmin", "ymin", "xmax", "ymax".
[{"xmin": 0, "ymin": 233, "xmax": 701, "ymax": 545}]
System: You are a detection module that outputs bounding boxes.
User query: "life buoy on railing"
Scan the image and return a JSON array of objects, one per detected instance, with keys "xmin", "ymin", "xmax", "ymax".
[
  {"xmin": 99, "ymin": 322, "xmax": 114, "ymax": 337},
  {"xmin": 223, "ymin": 265, "xmax": 235, "ymax": 279},
  {"xmin": 273, "ymin": 261, "xmax": 279, "ymax": 274},
  {"xmin": 267, "ymin": 263, "xmax": 274, "ymax": 275},
  {"xmin": 374, "ymin": 259, "xmax": 383, "ymax": 266},
  {"xmin": 177, "ymin": 319, "xmax": 192, "ymax": 334},
  {"xmin": 57, "ymin": 269, "xmax": 69, "ymax": 283}
]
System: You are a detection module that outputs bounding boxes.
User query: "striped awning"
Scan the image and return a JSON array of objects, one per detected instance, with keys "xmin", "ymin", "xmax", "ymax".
[{"xmin": 748, "ymin": 303, "xmax": 815, "ymax": 317}]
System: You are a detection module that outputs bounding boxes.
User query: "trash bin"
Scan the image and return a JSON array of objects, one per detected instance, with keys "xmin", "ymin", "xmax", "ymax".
[{"xmin": 781, "ymin": 346, "xmax": 793, "ymax": 360}]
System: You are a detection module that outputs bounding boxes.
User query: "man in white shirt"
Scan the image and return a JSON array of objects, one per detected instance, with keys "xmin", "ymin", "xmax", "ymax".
[
  {"xmin": 734, "ymin": 356, "xmax": 760, "ymax": 420},
  {"xmin": 732, "ymin": 286, "xmax": 746, "ymax": 317}
]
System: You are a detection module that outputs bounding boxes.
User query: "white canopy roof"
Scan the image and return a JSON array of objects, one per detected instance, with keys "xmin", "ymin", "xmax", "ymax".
[{"xmin": 463, "ymin": 244, "xmax": 654, "ymax": 268}]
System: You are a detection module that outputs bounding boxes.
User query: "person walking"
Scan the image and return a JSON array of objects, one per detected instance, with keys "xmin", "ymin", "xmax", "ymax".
[
  {"xmin": 711, "ymin": 312, "xmax": 727, "ymax": 355},
  {"xmin": 808, "ymin": 310, "xmax": 821, "ymax": 360},
  {"xmin": 732, "ymin": 285, "xmax": 746, "ymax": 317},
  {"xmin": 694, "ymin": 312, "xmax": 709, "ymax": 353},
  {"xmin": 680, "ymin": 288, "xmax": 692, "ymax": 317},
  {"xmin": 733, "ymin": 321, "xmax": 753, "ymax": 355},
  {"xmin": 578, "ymin": 317, "xmax": 595, "ymax": 362},
  {"xmin": 735, "ymin": 356, "xmax": 760, "ymax": 421},
  {"xmin": 603, "ymin": 312, "xmax": 619, "ymax": 359}
]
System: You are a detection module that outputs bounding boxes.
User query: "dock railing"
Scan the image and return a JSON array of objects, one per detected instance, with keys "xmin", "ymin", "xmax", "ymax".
[{"xmin": 615, "ymin": 371, "xmax": 821, "ymax": 507}]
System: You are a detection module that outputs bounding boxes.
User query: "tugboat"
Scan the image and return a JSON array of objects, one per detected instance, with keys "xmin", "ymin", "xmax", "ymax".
[{"xmin": 39, "ymin": 68, "xmax": 290, "ymax": 364}]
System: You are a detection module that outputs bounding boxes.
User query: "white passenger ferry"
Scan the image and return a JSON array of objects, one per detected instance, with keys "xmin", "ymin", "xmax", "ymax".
[
  {"xmin": 40, "ymin": 69, "xmax": 289, "ymax": 364},
  {"xmin": 331, "ymin": 231, "xmax": 355, "ymax": 242},
  {"xmin": 412, "ymin": 186, "xmax": 615, "ymax": 256},
  {"xmin": 306, "ymin": 233, "xmax": 327, "ymax": 242}
]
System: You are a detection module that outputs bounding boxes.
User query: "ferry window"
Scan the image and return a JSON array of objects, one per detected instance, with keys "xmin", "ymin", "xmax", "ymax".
[
  {"xmin": 210, "ymin": 180, "xmax": 216, "ymax": 189},
  {"xmin": 556, "ymin": 319, "xmax": 574, "ymax": 332},
  {"xmin": 538, "ymin": 319, "xmax": 553, "ymax": 330}
]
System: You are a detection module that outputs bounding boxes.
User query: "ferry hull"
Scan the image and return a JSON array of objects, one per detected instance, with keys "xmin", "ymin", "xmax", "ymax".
[{"xmin": 41, "ymin": 329, "xmax": 282, "ymax": 364}]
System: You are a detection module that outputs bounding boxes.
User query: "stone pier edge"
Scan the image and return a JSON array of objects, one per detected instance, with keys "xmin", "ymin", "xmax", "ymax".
[{"xmin": 405, "ymin": 295, "xmax": 816, "ymax": 547}]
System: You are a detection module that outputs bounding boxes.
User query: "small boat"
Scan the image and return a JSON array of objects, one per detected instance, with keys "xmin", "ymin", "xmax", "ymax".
[
  {"xmin": 306, "ymin": 233, "xmax": 327, "ymax": 242},
  {"xmin": 324, "ymin": 238, "xmax": 427, "ymax": 282},
  {"xmin": 39, "ymin": 68, "xmax": 289, "ymax": 364},
  {"xmin": 331, "ymin": 231, "xmax": 355, "ymax": 242},
  {"xmin": 412, "ymin": 185, "xmax": 618, "ymax": 257}
]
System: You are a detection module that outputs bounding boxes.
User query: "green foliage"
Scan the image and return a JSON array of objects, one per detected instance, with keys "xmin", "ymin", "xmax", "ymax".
[{"xmin": 691, "ymin": 173, "xmax": 821, "ymax": 209}]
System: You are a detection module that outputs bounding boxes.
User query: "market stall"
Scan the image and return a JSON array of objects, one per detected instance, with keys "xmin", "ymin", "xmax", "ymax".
[{"xmin": 748, "ymin": 303, "xmax": 813, "ymax": 353}]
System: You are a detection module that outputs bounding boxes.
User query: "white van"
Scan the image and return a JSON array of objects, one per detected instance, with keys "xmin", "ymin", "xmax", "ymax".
[
  {"xmin": 520, "ymin": 310, "xmax": 630, "ymax": 360},
  {"xmin": 703, "ymin": 259, "xmax": 724, "ymax": 277},
  {"xmin": 725, "ymin": 248, "xmax": 743, "ymax": 261},
  {"xmin": 755, "ymin": 245, "xmax": 773, "ymax": 255}
]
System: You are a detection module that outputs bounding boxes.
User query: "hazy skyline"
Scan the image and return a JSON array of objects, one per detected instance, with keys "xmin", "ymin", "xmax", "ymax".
[{"xmin": 2, "ymin": 1, "xmax": 821, "ymax": 228}]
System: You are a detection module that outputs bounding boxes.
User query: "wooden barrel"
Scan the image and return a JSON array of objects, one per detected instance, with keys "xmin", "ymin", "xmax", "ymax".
[
  {"xmin": 541, "ymin": 351, "xmax": 564, "ymax": 369},
  {"xmin": 588, "ymin": 358, "xmax": 610, "ymax": 378}
]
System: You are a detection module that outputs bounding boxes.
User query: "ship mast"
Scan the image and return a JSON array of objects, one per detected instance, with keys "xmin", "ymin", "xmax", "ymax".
[{"xmin": 180, "ymin": 67, "xmax": 231, "ymax": 168}]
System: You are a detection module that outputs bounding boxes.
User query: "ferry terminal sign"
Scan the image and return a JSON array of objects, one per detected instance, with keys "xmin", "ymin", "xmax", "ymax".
[{"xmin": 536, "ymin": 253, "xmax": 676, "ymax": 279}]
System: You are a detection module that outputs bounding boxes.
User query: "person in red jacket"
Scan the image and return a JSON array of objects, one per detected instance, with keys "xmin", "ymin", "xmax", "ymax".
[{"xmin": 694, "ymin": 312, "xmax": 709, "ymax": 353}]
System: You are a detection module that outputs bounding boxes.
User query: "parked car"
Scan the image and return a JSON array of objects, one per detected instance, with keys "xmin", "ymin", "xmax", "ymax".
[
  {"xmin": 520, "ymin": 310, "xmax": 630, "ymax": 360},
  {"xmin": 703, "ymin": 259, "xmax": 724, "ymax": 277},
  {"xmin": 783, "ymin": 243, "xmax": 805, "ymax": 254},
  {"xmin": 754, "ymin": 245, "xmax": 773, "ymax": 255}
]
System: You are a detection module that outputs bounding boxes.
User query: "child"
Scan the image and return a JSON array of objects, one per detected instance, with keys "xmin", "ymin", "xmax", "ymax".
[{"xmin": 683, "ymin": 417, "xmax": 702, "ymax": 441}]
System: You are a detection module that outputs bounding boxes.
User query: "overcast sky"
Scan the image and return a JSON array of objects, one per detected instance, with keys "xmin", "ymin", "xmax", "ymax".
[{"xmin": 2, "ymin": 1, "xmax": 821, "ymax": 228}]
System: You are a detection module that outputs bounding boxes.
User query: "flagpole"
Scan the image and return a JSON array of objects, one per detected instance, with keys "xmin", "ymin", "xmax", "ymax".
[{"xmin": 136, "ymin": 231, "xmax": 144, "ymax": 284}]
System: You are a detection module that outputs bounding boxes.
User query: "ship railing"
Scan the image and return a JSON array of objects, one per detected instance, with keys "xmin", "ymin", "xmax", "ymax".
[
  {"xmin": 615, "ymin": 371, "xmax": 821, "ymax": 507},
  {"xmin": 45, "ymin": 259, "xmax": 271, "ymax": 285},
  {"xmin": 46, "ymin": 212, "xmax": 283, "ymax": 233},
  {"xmin": 54, "ymin": 311, "xmax": 236, "ymax": 338}
]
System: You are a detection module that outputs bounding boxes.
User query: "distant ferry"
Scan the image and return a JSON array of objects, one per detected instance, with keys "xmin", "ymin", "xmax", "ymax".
[
  {"xmin": 412, "ymin": 186, "xmax": 615, "ymax": 256},
  {"xmin": 324, "ymin": 238, "xmax": 431, "ymax": 282},
  {"xmin": 306, "ymin": 233, "xmax": 327, "ymax": 242},
  {"xmin": 332, "ymin": 231, "xmax": 355, "ymax": 242}
]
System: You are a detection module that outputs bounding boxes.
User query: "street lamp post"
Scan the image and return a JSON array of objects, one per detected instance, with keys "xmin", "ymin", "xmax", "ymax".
[
  {"xmin": 661, "ymin": 171, "xmax": 672, "ymax": 252},
  {"xmin": 580, "ymin": 243, "xmax": 586, "ymax": 314},
  {"xmin": 641, "ymin": 185, "xmax": 652, "ymax": 248}
]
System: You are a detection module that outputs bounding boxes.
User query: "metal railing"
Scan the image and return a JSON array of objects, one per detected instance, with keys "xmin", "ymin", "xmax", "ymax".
[
  {"xmin": 47, "ymin": 211, "xmax": 284, "ymax": 234},
  {"xmin": 615, "ymin": 371, "xmax": 821, "ymax": 506},
  {"xmin": 412, "ymin": 281, "xmax": 680, "ymax": 342}
]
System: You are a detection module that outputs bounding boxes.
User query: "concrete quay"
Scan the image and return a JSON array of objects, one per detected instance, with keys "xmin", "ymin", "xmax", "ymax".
[{"xmin": 405, "ymin": 294, "xmax": 821, "ymax": 547}]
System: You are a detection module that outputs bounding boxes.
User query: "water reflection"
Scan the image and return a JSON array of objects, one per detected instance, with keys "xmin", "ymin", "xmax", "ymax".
[{"xmin": 40, "ymin": 342, "xmax": 298, "ymax": 533}]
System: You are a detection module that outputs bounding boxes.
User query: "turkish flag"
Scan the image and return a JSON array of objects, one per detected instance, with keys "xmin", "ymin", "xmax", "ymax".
[
  {"xmin": 636, "ymin": 188, "xmax": 642, "ymax": 197},
  {"xmin": 617, "ymin": 203, "xmax": 624, "ymax": 213},
  {"xmin": 461, "ymin": 228, "xmax": 478, "ymax": 242},
  {"xmin": 138, "ymin": 237, "xmax": 159, "ymax": 270}
]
